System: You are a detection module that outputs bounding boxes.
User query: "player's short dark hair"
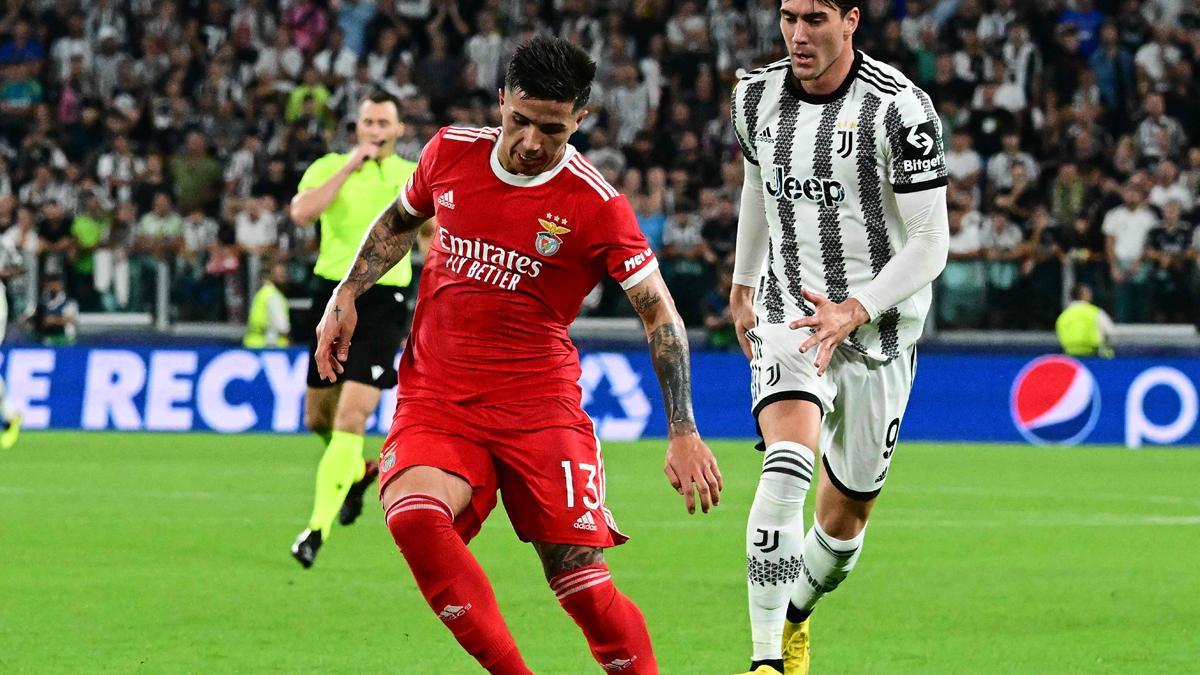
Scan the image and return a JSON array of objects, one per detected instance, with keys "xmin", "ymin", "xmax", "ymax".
[
  {"xmin": 504, "ymin": 35, "xmax": 596, "ymax": 111},
  {"xmin": 360, "ymin": 89, "xmax": 401, "ymax": 111},
  {"xmin": 816, "ymin": 0, "xmax": 859, "ymax": 15}
]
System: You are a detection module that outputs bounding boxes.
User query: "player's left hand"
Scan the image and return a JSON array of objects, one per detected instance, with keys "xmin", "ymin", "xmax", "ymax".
[
  {"xmin": 314, "ymin": 287, "xmax": 358, "ymax": 382},
  {"xmin": 664, "ymin": 434, "xmax": 723, "ymax": 514},
  {"xmin": 789, "ymin": 288, "xmax": 870, "ymax": 377}
]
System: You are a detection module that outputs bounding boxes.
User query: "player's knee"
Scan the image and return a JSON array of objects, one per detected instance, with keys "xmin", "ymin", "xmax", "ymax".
[
  {"xmin": 333, "ymin": 408, "xmax": 369, "ymax": 435},
  {"xmin": 384, "ymin": 494, "xmax": 454, "ymax": 550},
  {"xmin": 757, "ymin": 441, "xmax": 816, "ymax": 506},
  {"xmin": 816, "ymin": 510, "xmax": 869, "ymax": 540},
  {"xmin": 533, "ymin": 542, "xmax": 606, "ymax": 581}
]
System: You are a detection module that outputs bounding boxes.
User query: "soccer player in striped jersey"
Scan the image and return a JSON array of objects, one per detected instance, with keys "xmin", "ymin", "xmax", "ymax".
[{"xmin": 730, "ymin": 2, "xmax": 949, "ymax": 673}]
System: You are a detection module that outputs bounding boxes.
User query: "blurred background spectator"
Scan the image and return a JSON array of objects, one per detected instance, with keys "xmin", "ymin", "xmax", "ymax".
[{"xmin": 0, "ymin": 0, "xmax": 1196, "ymax": 345}]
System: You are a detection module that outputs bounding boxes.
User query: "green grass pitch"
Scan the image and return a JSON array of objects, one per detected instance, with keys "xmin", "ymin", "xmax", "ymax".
[{"xmin": 2, "ymin": 432, "xmax": 1198, "ymax": 673}]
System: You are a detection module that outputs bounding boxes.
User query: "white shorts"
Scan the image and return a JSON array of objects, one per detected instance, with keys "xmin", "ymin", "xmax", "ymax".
[{"xmin": 747, "ymin": 323, "xmax": 916, "ymax": 500}]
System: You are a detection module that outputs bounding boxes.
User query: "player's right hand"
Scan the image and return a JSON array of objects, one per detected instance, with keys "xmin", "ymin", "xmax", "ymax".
[
  {"xmin": 664, "ymin": 434, "xmax": 723, "ymax": 515},
  {"xmin": 314, "ymin": 287, "xmax": 358, "ymax": 382},
  {"xmin": 345, "ymin": 142, "xmax": 381, "ymax": 171},
  {"xmin": 730, "ymin": 283, "xmax": 757, "ymax": 361}
]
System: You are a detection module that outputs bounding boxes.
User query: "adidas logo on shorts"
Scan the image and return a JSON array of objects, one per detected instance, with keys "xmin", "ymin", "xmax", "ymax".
[
  {"xmin": 438, "ymin": 603, "xmax": 472, "ymax": 621},
  {"xmin": 573, "ymin": 512, "xmax": 598, "ymax": 532},
  {"xmin": 438, "ymin": 190, "xmax": 456, "ymax": 210}
]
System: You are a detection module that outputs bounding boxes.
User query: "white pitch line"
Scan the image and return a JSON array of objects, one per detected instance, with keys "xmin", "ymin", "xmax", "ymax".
[
  {"xmin": 890, "ymin": 484, "xmax": 1200, "ymax": 507},
  {"xmin": 630, "ymin": 513, "xmax": 1200, "ymax": 529}
]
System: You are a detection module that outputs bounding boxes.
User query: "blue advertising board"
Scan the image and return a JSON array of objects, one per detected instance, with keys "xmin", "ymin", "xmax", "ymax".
[{"xmin": 2, "ymin": 346, "xmax": 1197, "ymax": 447}]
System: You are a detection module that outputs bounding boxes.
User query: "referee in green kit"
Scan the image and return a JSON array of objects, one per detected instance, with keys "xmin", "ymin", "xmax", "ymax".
[{"xmin": 287, "ymin": 91, "xmax": 418, "ymax": 567}]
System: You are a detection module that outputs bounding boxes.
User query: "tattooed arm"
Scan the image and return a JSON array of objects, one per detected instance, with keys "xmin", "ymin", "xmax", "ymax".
[
  {"xmin": 625, "ymin": 270, "xmax": 724, "ymax": 513},
  {"xmin": 338, "ymin": 201, "xmax": 428, "ymax": 298},
  {"xmin": 313, "ymin": 200, "xmax": 428, "ymax": 382}
]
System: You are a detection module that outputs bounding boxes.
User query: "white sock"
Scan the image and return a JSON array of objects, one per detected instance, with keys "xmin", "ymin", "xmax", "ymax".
[
  {"xmin": 788, "ymin": 520, "xmax": 866, "ymax": 622},
  {"xmin": 747, "ymin": 441, "xmax": 815, "ymax": 662}
]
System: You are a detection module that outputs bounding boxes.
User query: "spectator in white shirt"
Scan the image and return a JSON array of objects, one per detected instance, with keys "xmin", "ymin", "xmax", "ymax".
[
  {"xmin": 979, "ymin": 208, "xmax": 1026, "ymax": 326},
  {"xmin": 971, "ymin": 63, "xmax": 1026, "ymax": 113},
  {"xmin": 1134, "ymin": 25, "xmax": 1181, "ymax": 92},
  {"xmin": 1148, "ymin": 160, "xmax": 1193, "ymax": 212},
  {"xmin": 224, "ymin": 136, "xmax": 262, "ymax": 199},
  {"xmin": 313, "ymin": 28, "xmax": 357, "ymax": 86},
  {"xmin": 666, "ymin": 1, "xmax": 706, "ymax": 50},
  {"xmin": 235, "ymin": 196, "xmax": 278, "ymax": 256},
  {"xmin": 181, "ymin": 208, "xmax": 220, "ymax": 268},
  {"xmin": 987, "ymin": 133, "xmax": 1039, "ymax": 193},
  {"xmin": 1141, "ymin": 1, "xmax": 1188, "ymax": 36},
  {"xmin": 978, "ymin": 0, "xmax": 1017, "ymax": 47},
  {"xmin": 946, "ymin": 129, "xmax": 983, "ymax": 197},
  {"xmin": 51, "ymin": 15, "xmax": 91, "ymax": 83},
  {"xmin": 939, "ymin": 204, "xmax": 988, "ymax": 327},
  {"xmin": 1103, "ymin": 183, "xmax": 1159, "ymax": 322},
  {"xmin": 1001, "ymin": 22, "xmax": 1040, "ymax": 98},
  {"xmin": 96, "ymin": 136, "xmax": 144, "ymax": 206},
  {"xmin": 465, "ymin": 11, "xmax": 504, "ymax": 90},
  {"xmin": 255, "ymin": 27, "xmax": 304, "ymax": 84},
  {"xmin": 606, "ymin": 64, "xmax": 651, "ymax": 148}
]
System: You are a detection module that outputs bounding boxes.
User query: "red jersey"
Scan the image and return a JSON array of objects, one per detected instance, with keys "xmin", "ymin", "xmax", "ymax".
[{"xmin": 396, "ymin": 126, "xmax": 657, "ymax": 407}]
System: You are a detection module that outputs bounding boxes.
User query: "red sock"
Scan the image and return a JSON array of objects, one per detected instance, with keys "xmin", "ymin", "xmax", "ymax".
[
  {"xmin": 386, "ymin": 495, "xmax": 530, "ymax": 675},
  {"xmin": 550, "ymin": 564, "xmax": 658, "ymax": 674}
]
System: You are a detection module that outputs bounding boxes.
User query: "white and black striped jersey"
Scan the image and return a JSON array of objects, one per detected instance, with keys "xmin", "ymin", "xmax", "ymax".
[{"xmin": 732, "ymin": 50, "xmax": 948, "ymax": 363}]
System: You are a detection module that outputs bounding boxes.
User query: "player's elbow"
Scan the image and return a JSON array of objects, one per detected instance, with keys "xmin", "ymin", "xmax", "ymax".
[
  {"xmin": 289, "ymin": 202, "xmax": 314, "ymax": 225},
  {"xmin": 927, "ymin": 229, "xmax": 949, "ymax": 279},
  {"xmin": 289, "ymin": 194, "xmax": 318, "ymax": 225}
]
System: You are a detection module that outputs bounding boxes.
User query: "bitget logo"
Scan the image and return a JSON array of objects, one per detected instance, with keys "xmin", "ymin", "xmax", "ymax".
[{"xmin": 1010, "ymin": 356, "xmax": 1101, "ymax": 445}]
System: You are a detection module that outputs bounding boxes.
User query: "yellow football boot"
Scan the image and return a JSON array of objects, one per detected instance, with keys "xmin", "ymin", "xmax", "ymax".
[
  {"xmin": 781, "ymin": 618, "xmax": 810, "ymax": 675},
  {"xmin": 0, "ymin": 414, "xmax": 20, "ymax": 449}
]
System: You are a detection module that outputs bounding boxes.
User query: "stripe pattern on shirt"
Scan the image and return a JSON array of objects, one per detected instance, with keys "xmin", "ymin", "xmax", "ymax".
[
  {"xmin": 772, "ymin": 89, "xmax": 814, "ymax": 317},
  {"xmin": 444, "ymin": 126, "xmax": 500, "ymax": 143},
  {"xmin": 857, "ymin": 59, "xmax": 903, "ymax": 96},
  {"xmin": 762, "ymin": 237, "xmax": 786, "ymax": 324},
  {"xmin": 741, "ymin": 80, "xmax": 767, "ymax": 165},
  {"xmin": 855, "ymin": 92, "xmax": 900, "ymax": 359},
  {"xmin": 814, "ymin": 96, "xmax": 848, "ymax": 303},
  {"xmin": 883, "ymin": 102, "xmax": 908, "ymax": 189},
  {"xmin": 566, "ymin": 155, "xmax": 618, "ymax": 202}
]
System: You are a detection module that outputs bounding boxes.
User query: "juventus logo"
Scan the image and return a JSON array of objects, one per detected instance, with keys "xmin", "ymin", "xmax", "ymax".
[
  {"xmin": 836, "ymin": 130, "xmax": 854, "ymax": 158},
  {"xmin": 754, "ymin": 528, "xmax": 780, "ymax": 553},
  {"xmin": 765, "ymin": 363, "xmax": 781, "ymax": 387}
]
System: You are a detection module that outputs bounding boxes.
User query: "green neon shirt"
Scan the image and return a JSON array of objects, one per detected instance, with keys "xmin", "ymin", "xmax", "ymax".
[
  {"xmin": 297, "ymin": 153, "xmax": 417, "ymax": 287},
  {"xmin": 1056, "ymin": 302, "xmax": 1102, "ymax": 356}
]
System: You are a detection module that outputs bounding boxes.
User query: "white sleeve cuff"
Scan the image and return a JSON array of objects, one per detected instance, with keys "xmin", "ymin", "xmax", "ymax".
[
  {"xmin": 397, "ymin": 188, "xmax": 426, "ymax": 219},
  {"xmin": 619, "ymin": 257, "xmax": 659, "ymax": 290},
  {"xmin": 851, "ymin": 293, "xmax": 883, "ymax": 322}
]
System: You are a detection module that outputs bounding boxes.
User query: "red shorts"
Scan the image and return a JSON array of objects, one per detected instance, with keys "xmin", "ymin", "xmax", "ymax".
[{"xmin": 379, "ymin": 397, "xmax": 628, "ymax": 548}]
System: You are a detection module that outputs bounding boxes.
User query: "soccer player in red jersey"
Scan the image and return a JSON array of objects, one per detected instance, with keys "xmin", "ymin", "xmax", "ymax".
[{"xmin": 312, "ymin": 37, "xmax": 723, "ymax": 673}]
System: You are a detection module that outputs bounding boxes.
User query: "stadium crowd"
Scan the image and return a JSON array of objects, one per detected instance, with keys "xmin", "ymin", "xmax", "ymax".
[{"xmin": 0, "ymin": 0, "xmax": 1197, "ymax": 346}]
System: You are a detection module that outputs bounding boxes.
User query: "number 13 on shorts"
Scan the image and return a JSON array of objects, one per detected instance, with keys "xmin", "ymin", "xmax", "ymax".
[{"xmin": 561, "ymin": 460, "xmax": 601, "ymax": 509}]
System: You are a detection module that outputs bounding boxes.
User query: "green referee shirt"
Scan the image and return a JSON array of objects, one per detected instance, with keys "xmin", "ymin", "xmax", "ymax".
[{"xmin": 297, "ymin": 153, "xmax": 417, "ymax": 287}]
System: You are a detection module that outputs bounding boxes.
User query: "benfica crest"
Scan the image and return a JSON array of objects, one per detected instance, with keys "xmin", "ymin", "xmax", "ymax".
[{"xmin": 536, "ymin": 213, "xmax": 571, "ymax": 256}]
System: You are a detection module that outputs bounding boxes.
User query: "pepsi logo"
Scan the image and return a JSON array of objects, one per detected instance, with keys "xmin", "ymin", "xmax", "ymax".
[{"xmin": 1011, "ymin": 356, "xmax": 1101, "ymax": 445}]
